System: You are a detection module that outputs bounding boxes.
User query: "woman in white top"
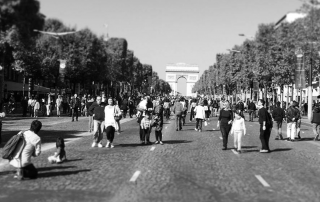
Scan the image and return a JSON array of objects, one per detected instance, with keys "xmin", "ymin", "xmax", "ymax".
[
  {"xmin": 104, "ymin": 98, "xmax": 120, "ymax": 148},
  {"xmin": 10, "ymin": 120, "xmax": 42, "ymax": 180},
  {"xmin": 194, "ymin": 101, "xmax": 206, "ymax": 132},
  {"xmin": 56, "ymin": 95, "xmax": 62, "ymax": 117},
  {"xmin": 230, "ymin": 110, "xmax": 246, "ymax": 153}
]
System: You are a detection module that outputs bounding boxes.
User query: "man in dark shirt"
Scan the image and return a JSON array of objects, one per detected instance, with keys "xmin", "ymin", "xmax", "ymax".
[
  {"xmin": 248, "ymin": 100, "xmax": 256, "ymax": 122},
  {"xmin": 272, "ymin": 101, "xmax": 285, "ymax": 140},
  {"xmin": 258, "ymin": 99, "xmax": 272, "ymax": 153},
  {"xmin": 70, "ymin": 94, "xmax": 80, "ymax": 122}
]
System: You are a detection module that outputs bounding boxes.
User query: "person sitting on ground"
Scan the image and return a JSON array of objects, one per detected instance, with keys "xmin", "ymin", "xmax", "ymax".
[{"xmin": 10, "ymin": 120, "xmax": 42, "ymax": 180}]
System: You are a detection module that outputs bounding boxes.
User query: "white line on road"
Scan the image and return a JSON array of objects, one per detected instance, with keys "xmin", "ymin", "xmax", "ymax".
[
  {"xmin": 231, "ymin": 149, "xmax": 239, "ymax": 155},
  {"xmin": 255, "ymin": 175, "xmax": 270, "ymax": 187},
  {"xmin": 150, "ymin": 146, "xmax": 155, "ymax": 151},
  {"xmin": 129, "ymin": 171, "xmax": 141, "ymax": 182}
]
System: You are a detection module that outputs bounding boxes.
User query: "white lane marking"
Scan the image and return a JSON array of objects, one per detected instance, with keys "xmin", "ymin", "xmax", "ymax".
[
  {"xmin": 130, "ymin": 171, "xmax": 141, "ymax": 182},
  {"xmin": 150, "ymin": 146, "xmax": 156, "ymax": 151},
  {"xmin": 231, "ymin": 149, "xmax": 239, "ymax": 155},
  {"xmin": 255, "ymin": 175, "xmax": 270, "ymax": 187},
  {"xmin": 219, "ymin": 137, "xmax": 223, "ymax": 140}
]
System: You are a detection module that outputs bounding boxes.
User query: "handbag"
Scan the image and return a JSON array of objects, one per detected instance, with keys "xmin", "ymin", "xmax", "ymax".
[{"xmin": 114, "ymin": 106, "xmax": 122, "ymax": 121}]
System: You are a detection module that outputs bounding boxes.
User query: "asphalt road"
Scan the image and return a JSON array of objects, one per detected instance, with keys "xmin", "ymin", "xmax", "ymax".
[{"xmin": 0, "ymin": 113, "xmax": 319, "ymax": 202}]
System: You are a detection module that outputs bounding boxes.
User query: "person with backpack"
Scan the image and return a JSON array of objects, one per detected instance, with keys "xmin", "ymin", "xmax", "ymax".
[
  {"xmin": 8, "ymin": 120, "xmax": 42, "ymax": 180},
  {"xmin": 272, "ymin": 101, "xmax": 286, "ymax": 140},
  {"xmin": 257, "ymin": 99, "xmax": 273, "ymax": 153},
  {"xmin": 172, "ymin": 97, "xmax": 184, "ymax": 131},
  {"xmin": 286, "ymin": 101, "xmax": 300, "ymax": 142}
]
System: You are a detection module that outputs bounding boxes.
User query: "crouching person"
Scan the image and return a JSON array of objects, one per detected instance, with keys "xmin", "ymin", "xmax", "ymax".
[{"xmin": 10, "ymin": 120, "xmax": 42, "ymax": 180}]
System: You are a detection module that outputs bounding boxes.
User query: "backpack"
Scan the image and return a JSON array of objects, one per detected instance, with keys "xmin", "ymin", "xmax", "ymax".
[{"xmin": 2, "ymin": 131, "xmax": 25, "ymax": 160}]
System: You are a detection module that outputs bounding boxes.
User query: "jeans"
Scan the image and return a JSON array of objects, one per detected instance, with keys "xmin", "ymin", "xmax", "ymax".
[
  {"xmin": 88, "ymin": 115, "xmax": 94, "ymax": 132},
  {"xmin": 155, "ymin": 130, "xmax": 162, "ymax": 141},
  {"xmin": 196, "ymin": 118, "xmax": 203, "ymax": 131},
  {"xmin": 220, "ymin": 124, "xmax": 232, "ymax": 148},
  {"xmin": 105, "ymin": 126, "xmax": 115, "ymax": 143},
  {"xmin": 72, "ymin": 108, "xmax": 78, "ymax": 121},
  {"xmin": 312, "ymin": 123, "xmax": 320, "ymax": 139},
  {"xmin": 93, "ymin": 120, "xmax": 104, "ymax": 144},
  {"xmin": 175, "ymin": 115, "xmax": 182, "ymax": 130},
  {"xmin": 287, "ymin": 122, "xmax": 296, "ymax": 140},
  {"xmin": 248, "ymin": 110, "xmax": 254, "ymax": 121},
  {"xmin": 260, "ymin": 125, "xmax": 271, "ymax": 151}
]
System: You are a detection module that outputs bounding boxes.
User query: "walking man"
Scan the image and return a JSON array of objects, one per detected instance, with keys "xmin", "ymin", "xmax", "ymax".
[
  {"xmin": 88, "ymin": 96, "xmax": 106, "ymax": 147},
  {"xmin": 272, "ymin": 101, "xmax": 286, "ymax": 140},
  {"xmin": 286, "ymin": 101, "xmax": 300, "ymax": 142},
  {"xmin": 70, "ymin": 94, "xmax": 80, "ymax": 122},
  {"xmin": 257, "ymin": 99, "xmax": 272, "ymax": 153},
  {"xmin": 172, "ymin": 98, "xmax": 184, "ymax": 131},
  {"xmin": 248, "ymin": 99, "xmax": 256, "ymax": 122}
]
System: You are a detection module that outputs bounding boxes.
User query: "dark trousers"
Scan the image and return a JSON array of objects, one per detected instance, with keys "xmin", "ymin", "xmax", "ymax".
[
  {"xmin": 190, "ymin": 107, "xmax": 195, "ymax": 121},
  {"xmin": 196, "ymin": 118, "xmax": 203, "ymax": 130},
  {"xmin": 155, "ymin": 130, "xmax": 162, "ymax": 141},
  {"xmin": 182, "ymin": 112, "xmax": 186, "ymax": 125},
  {"xmin": 260, "ymin": 125, "xmax": 271, "ymax": 151},
  {"xmin": 122, "ymin": 110, "xmax": 127, "ymax": 118},
  {"xmin": 105, "ymin": 126, "xmax": 115, "ymax": 143},
  {"xmin": 129, "ymin": 108, "xmax": 134, "ymax": 118},
  {"xmin": 165, "ymin": 108, "xmax": 170, "ymax": 120},
  {"xmin": 72, "ymin": 108, "xmax": 78, "ymax": 120},
  {"xmin": 29, "ymin": 106, "xmax": 34, "ymax": 117},
  {"xmin": 22, "ymin": 107, "xmax": 27, "ymax": 117},
  {"xmin": 205, "ymin": 110, "xmax": 210, "ymax": 118},
  {"xmin": 249, "ymin": 110, "xmax": 254, "ymax": 121},
  {"xmin": 175, "ymin": 115, "xmax": 182, "ymax": 130},
  {"xmin": 139, "ymin": 126, "xmax": 144, "ymax": 141},
  {"xmin": 142, "ymin": 128, "xmax": 151, "ymax": 142},
  {"xmin": 220, "ymin": 124, "xmax": 232, "ymax": 148}
]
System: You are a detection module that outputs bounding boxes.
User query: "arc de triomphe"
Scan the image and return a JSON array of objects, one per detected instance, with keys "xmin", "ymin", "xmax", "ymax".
[{"xmin": 165, "ymin": 63, "xmax": 199, "ymax": 97}]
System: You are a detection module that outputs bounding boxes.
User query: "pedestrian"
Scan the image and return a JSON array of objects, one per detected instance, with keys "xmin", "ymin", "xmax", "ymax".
[
  {"xmin": 113, "ymin": 99, "xmax": 122, "ymax": 135},
  {"xmin": 0, "ymin": 111, "xmax": 5, "ymax": 144},
  {"xmin": 128, "ymin": 97, "xmax": 135, "ymax": 118},
  {"xmin": 311, "ymin": 95, "xmax": 320, "ymax": 141},
  {"xmin": 88, "ymin": 96, "xmax": 105, "ymax": 148},
  {"xmin": 163, "ymin": 97, "xmax": 170, "ymax": 120},
  {"xmin": 189, "ymin": 99, "xmax": 197, "ymax": 122},
  {"xmin": 257, "ymin": 99, "xmax": 273, "ymax": 153},
  {"xmin": 56, "ymin": 95, "xmax": 62, "ymax": 117},
  {"xmin": 121, "ymin": 97, "xmax": 128, "ymax": 118},
  {"xmin": 62, "ymin": 95, "xmax": 68, "ymax": 114},
  {"xmin": 180, "ymin": 97, "xmax": 187, "ymax": 125},
  {"xmin": 70, "ymin": 94, "xmax": 80, "ymax": 122},
  {"xmin": 236, "ymin": 100, "xmax": 245, "ymax": 119},
  {"xmin": 296, "ymin": 103, "xmax": 303, "ymax": 140},
  {"xmin": 217, "ymin": 102, "xmax": 233, "ymax": 150},
  {"xmin": 34, "ymin": 98, "xmax": 40, "ymax": 118},
  {"xmin": 29, "ymin": 96, "xmax": 36, "ymax": 117},
  {"xmin": 45, "ymin": 94, "xmax": 51, "ymax": 117},
  {"xmin": 137, "ymin": 96, "xmax": 147, "ymax": 143},
  {"xmin": 21, "ymin": 96, "xmax": 28, "ymax": 117},
  {"xmin": 248, "ymin": 99, "xmax": 256, "ymax": 122},
  {"xmin": 212, "ymin": 100, "xmax": 219, "ymax": 117},
  {"xmin": 152, "ymin": 114, "xmax": 163, "ymax": 145},
  {"xmin": 271, "ymin": 101, "xmax": 286, "ymax": 140},
  {"xmin": 9, "ymin": 120, "xmax": 42, "ymax": 180},
  {"xmin": 104, "ymin": 97, "xmax": 118, "ymax": 148},
  {"xmin": 194, "ymin": 101, "xmax": 205, "ymax": 132},
  {"xmin": 285, "ymin": 101, "xmax": 300, "ymax": 142},
  {"xmin": 140, "ymin": 112, "xmax": 152, "ymax": 144},
  {"xmin": 172, "ymin": 98, "xmax": 184, "ymax": 131},
  {"xmin": 204, "ymin": 98, "xmax": 210, "ymax": 121},
  {"xmin": 230, "ymin": 109, "xmax": 246, "ymax": 153},
  {"xmin": 86, "ymin": 95, "xmax": 94, "ymax": 132}
]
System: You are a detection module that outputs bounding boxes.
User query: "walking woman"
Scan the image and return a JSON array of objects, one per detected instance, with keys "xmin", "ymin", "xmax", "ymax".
[
  {"xmin": 104, "ymin": 98, "xmax": 119, "ymax": 148},
  {"xmin": 113, "ymin": 98, "xmax": 122, "ymax": 135},
  {"xmin": 217, "ymin": 102, "xmax": 233, "ymax": 150}
]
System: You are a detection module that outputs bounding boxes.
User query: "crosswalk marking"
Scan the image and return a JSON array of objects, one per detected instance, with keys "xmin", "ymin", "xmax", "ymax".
[
  {"xmin": 255, "ymin": 175, "xmax": 270, "ymax": 187},
  {"xmin": 130, "ymin": 171, "xmax": 141, "ymax": 182}
]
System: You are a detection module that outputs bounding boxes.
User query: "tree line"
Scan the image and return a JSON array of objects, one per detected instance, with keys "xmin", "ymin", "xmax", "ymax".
[
  {"xmin": 193, "ymin": 2, "xmax": 320, "ymax": 101},
  {"xmin": 0, "ymin": 0, "xmax": 172, "ymax": 98}
]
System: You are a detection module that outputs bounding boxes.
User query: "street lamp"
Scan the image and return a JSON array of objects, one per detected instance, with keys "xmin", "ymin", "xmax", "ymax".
[{"xmin": 59, "ymin": 59, "xmax": 66, "ymax": 83}]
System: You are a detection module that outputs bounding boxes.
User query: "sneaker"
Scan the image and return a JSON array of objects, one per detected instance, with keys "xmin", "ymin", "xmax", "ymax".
[
  {"xmin": 154, "ymin": 141, "xmax": 159, "ymax": 144},
  {"xmin": 194, "ymin": 128, "xmax": 198, "ymax": 131},
  {"xmin": 159, "ymin": 141, "xmax": 164, "ymax": 145},
  {"xmin": 106, "ymin": 142, "xmax": 110, "ymax": 148},
  {"xmin": 198, "ymin": 130, "xmax": 202, "ymax": 132},
  {"xmin": 92, "ymin": 142, "xmax": 97, "ymax": 148},
  {"xmin": 260, "ymin": 149, "xmax": 269, "ymax": 153},
  {"xmin": 110, "ymin": 144, "xmax": 114, "ymax": 148},
  {"xmin": 98, "ymin": 143, "xmax": 103, "ymax": 148},
  {"xmin": 237, "ymin": 150, "xmax": 242, "ymax": 154}
]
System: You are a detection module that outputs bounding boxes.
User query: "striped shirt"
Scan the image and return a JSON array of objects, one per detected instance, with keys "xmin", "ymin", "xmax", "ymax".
[{"xmin": 141, "ymin": 118, "xmax": 152, "ymax": 129}]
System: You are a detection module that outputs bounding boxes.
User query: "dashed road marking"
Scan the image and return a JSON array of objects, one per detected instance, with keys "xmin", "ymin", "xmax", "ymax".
[
  {"xmin": 130, "ymin": 171, "xmax": 141, "ymax": 182},
  {"xmin": 231, "ymin": 149, "xmax": 239, "ymax": 155},
  {"xmin": 255, "ymin": 175, "xmax": 270, "ymax": 187},
  {"xmin": 150, "ymin": 146, "xmax": 155, "ymax": 151}
]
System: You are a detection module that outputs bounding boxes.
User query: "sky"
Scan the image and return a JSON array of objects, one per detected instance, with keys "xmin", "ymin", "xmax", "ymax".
[{"xmin": 39, "ymin": 0, "xmax": 303, "ymax": 82}]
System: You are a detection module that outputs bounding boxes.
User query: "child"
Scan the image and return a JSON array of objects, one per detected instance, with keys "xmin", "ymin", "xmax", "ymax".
[
  {"xmin": 230, "ymin": 109, "xmax": 246, "ymax": 153},
  {"xmin": 152, "ymin": 114, "xmax": 163, "ymax": 145},
  {"xmin": 140, "ymin": 112, "xmax": 152, "ymax": 144},
  {"xmin": 48, "ymin": 137, "xmax": 67, "ymax": 163}
]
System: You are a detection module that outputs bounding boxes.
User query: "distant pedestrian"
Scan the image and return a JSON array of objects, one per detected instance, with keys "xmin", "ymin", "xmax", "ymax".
[
  {"xmin": 271, "ymin": 101, "xmax": 285, "ymax": 140},
  {"xmin": 311, "ymin": 95, "xmax": 320, "ymax": 141},
  {"xmin": 152, "ymin": 114, "xmax": 163, "ymax": 145},
  {"xmin": 113, "ymin": 99, "xmax": 122, "ymax": 135},
  {"xmin": 286, "ymin": 101, "xmax": 300, "ymax": 142},
  {"xmin": 217, "ymin": 102, "xmax": 233, "ymax": 150},
  {"xmin": 34, "ymin": 98, "xmax": 40, "ymax": 118},
  {"xmin": 48, "ymin": 137, "xmax": 67, "ymax": 164},
  {"xmin": 70, "ymin": 94, "xmax": 80, "ymax": 122},
  {"xmin": 194, "ymin": 101, "xmax": 205, "ymax": 132},
  {"xmin": 86, "ymin": 96, "xmax": 94, "ymax": 132},
  {"xmin": 230, "ymin": 109, "xmax": 246, "ymax": 153},
  {"xmin": 56, "ymin": 95, "xmax": 62, "ymax": 117},
  {"xmin": 172, "ymin": 98, "xmax": 184, "ymax": 131},
  {"xmin": 248, "ymin": 100, "xmax": 256, "ymax": 122},
  {"xmin": 21, "ymin": 96, "xmax": 28, "ymax": 117},
  {"xmin": 257, "ymin": 99, "xmax": 272, "ymax": 153}
]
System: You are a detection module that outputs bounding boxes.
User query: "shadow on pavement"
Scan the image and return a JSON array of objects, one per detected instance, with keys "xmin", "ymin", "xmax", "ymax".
[
  {"xmin": 37, "ymin": 166, "xmax": 76, "ymax": 172},
  {"xmin": 38, "ymin": 169, "xmax": 91, "ymax": 178},
  {"xmin": 271, "ymin": 148, "xmax": 292, "ymax": 152},
  {"xmin": 118, "ymin": 143, "xmax": 151, "ymax": 147},
  {"xmin": 65, "ymin": 158, "xmax": 83, "ymax": 162},
  {"xmin": 298, "ymin": 137, "xmax": 315, "ymax": 141},
  {"xmin": 0, "ymin": 170, "xmax": 16, "ymax": 176},
  {"xmin": 163, "ymin": 140, "xmax": 192, "ymax": 144},
  {"xmin": 241, "ymin": 146, "xmax": 257, "ymax": 149}
]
